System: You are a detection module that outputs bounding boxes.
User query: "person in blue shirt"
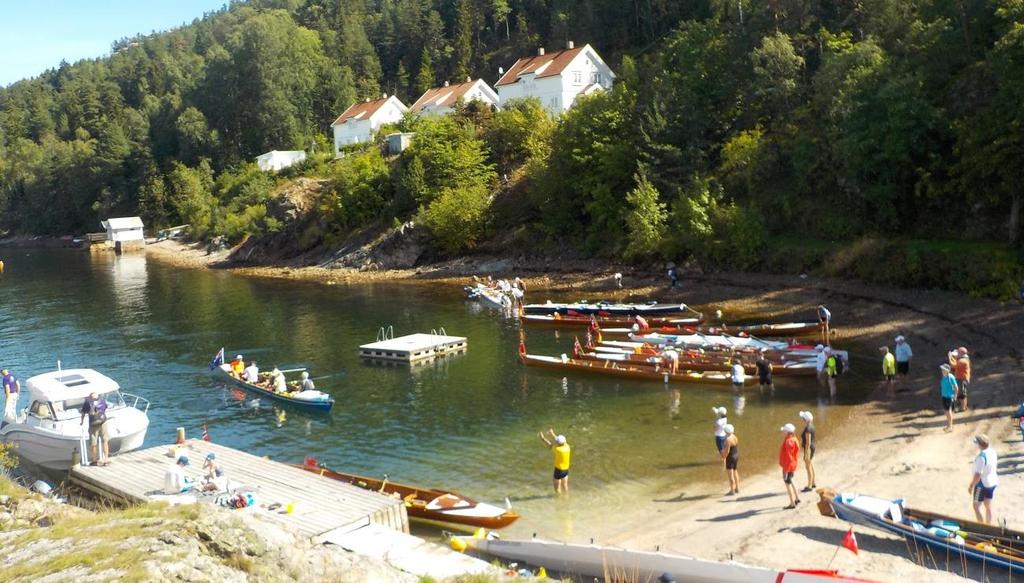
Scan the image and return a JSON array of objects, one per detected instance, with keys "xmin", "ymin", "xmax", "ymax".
[{"xmin": 939, "ymin": 364, "xmax": 958, "ymax": 432}]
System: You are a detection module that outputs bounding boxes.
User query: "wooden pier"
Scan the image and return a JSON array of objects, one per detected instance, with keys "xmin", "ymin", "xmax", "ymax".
[
  {"xmin": 69, "ymin": 440, "xmax": 408, "ymax": 541},
  {"xmin": 359, "ymin": 332, "xmax": 467, "ymax": 363}
]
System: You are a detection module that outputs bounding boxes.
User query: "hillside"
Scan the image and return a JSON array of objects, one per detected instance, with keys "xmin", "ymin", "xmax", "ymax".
[{"xmin": 2, "ymin": 0, "xmax": 1024, "ymax": 297}]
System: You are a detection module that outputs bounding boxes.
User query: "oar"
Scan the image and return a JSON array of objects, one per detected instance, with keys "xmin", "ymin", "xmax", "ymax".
[{"xmin": 277, "ymin": 368, "xmax": 307, "ymax": 374}]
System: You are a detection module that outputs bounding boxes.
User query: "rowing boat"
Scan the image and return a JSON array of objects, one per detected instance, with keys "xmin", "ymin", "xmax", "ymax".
[
  {"xmin": 830, "ymin": 493, "xmax": 1024, "ymax": 575},
  {"xmin": 454, "ymin": 534, "xmax": 877, "ymax": 582},
  {"xmin": 211, "ymin": 364, "xmax": 334, "ymax": 412},
  {"xmin": 523, "ymin": 301, "xmax": 693, "ymax": 316},
  {"xmin": 296, "ymin": 461, "xmax": 520, "ymax": 530},
  {"xmin": 521, "ymin": 353, "xmax": 753, "ymax": 386},
  {"xmin": 577, "ymin": 351, "xmax": 817, "ymax": 376},
  {"xmin": 519, "ymin": 313, "xmax": 702, "ymax": 328},
  {"xmin": 466, "ymin": 283, "xmax": 513, "ymax": 309},
  {"xmin": 600, "ymin": 321, "xmax": 823, "ymax": 338}
]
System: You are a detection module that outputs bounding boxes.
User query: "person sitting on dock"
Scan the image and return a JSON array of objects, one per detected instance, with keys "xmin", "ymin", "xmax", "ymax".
[
  {"xmin": 202, "ymin": 453, "xmax": 219, "ymax": 480},
  {"xmin": 229, "ymin": 355, "xmax": 245, "ymax": 378},
  {"xmin": 299, "ymin": 371, "xmax": 315, "ymax": 392},
  {"xmin": 242, "ymin": 360, "xmax": 259, "ymax": 384},
  {"xmin": 538, "ymin": 428, "xmax": 571, "ymax": 494},
  {"xmin": 202, "ymin": 467, "xmax": 227, "ymax": 493},
  {"xmin": 163, "ymin": 455, "xmax": 194, "ymax": 495}
]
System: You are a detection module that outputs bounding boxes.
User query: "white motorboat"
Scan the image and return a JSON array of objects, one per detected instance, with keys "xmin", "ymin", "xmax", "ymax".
[
  {"xmin": 0, "ymin": 368, "xmax": 150, "ymax": 472},
  {"xmin": 466, "ymin": 283, "xmax": 513, "ymax": 309},
  {"xmin": 455, "ymin": 535, "xmax": 874, "ymax": 583}
]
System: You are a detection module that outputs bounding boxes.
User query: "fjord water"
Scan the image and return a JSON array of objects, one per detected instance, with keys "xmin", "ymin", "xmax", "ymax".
[{"xmin": 0, "ymin": 250, "xmax": 869, "ymax": 539}]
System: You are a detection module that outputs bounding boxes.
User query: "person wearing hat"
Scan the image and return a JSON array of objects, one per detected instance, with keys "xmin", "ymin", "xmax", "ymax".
[
  {"xmin": 1, "ymin": 368, "xmax": 20, "ymax": 422},
  {"xmin": 894, "ymin": 335, "xmax": 913, "ymax": 385},
  {"xmin": 299, "ymin": 371, "xmax": 316, "ymax": 392},
  {"xmin": 880, "ymin": 346, "xmax": 896, "ymax": 397},
  {"xmin": 779, "ymin": 423, "xmax": 801, "ymax": 509},
  {"xmin": 538, "ymin": 428, "xmax": 571, "ymax": 494},
  {"xmin": 163, "ymin": 455, "xmax": 194, "ymax": 495},
  {"xmin": 799, "ymin": 411, "xmax": 817, "ymax": 492},
  {"xmin": 720, "ymin": 423, "xmax": 740, "ymax": 495},
  {"xmin": 948, "ymin": 347, "xmax": 971, "ymax": 412},
  {"xmin": 712, "ymin": 407, "xmax": 729, "ymax": 453},
  {"xmin": 229, "ymin": 354, "xmax": 245, "ymax": 379},
  {"xmin": 755, "ymin": 350, "xmax": 773, "ymax": 394},
  {"xmin": 968, "ymin": 434, "xmax": 998, "ymax": 524},
  {"xmin": 202, "ymin": 452, "xmax": 219, "ymax": 481},
  {"xmin": 939, "ymin": 363, "xmax": 959, "ymax": 432}
]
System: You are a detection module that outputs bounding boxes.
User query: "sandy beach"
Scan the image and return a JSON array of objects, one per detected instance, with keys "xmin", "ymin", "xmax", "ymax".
[{"xmin": 145, "ymin": 239, "xmax": 1023, "ymax": 582}]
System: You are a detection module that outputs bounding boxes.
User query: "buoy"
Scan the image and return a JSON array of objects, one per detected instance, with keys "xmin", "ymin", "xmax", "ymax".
[
  {"xmin": 537, "ymin": 566, "xmax": 548, "ymax": 578},
  {"xmin": 285, "ymin": 501, "xmax": 295, "ymax": 514},
  {"xmin": 175, "ymin": 427, "xmax": 186, "ymax": 444},
  {"xmin": 449, "ymin": 537, "xmax": 468, "ymax": 553}
]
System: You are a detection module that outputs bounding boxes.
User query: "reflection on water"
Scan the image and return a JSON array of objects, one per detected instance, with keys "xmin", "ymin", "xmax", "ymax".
[{"xmin": 0, "ymin": 249, "xmax": 877, "ymax": 541}]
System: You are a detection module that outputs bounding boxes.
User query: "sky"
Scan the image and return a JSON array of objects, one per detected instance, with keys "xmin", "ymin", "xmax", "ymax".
[{"xmin": 0, "ymin": 1, "xmax": 228, "ymax": 86}]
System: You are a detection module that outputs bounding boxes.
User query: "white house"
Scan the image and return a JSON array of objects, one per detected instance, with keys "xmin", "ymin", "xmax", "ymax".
[
  {"xmin": 255, "ymin": 150, "xmax": 306, "ymax": 172},
  {"xmin": 101, "ymin": 217, "xmax": 144, "ymax": 243},
  {"xmin": 331, "ymin": 94, "xmax": 408, "ymax": 154},
  {"xmin": 409, "ymin": 78, "xmax": 500, "ymax": 117},
  {"xmin": 495, "ymin": 41, "xmax": 615, "ymax": 115}
]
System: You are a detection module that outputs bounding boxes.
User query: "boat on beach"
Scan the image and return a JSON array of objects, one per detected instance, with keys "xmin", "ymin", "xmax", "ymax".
[
  {"xmin": 454, "ymin": 534, "xmax": 876, "ymax": 582},
  {"xmin": 297, "ymin": 461, "xmax": 520, "ymax": 530},
  {"xmin": 211, "ymin": 363, "xmax": 334, "ymax": 413},
  {"xmin": 577, "ymin": 350, "xmax": 818, "ymax": 376},
  {"xmin": 600, "ymin": 321, "xmax": 824, "ymax": 338},
  {"xmin": 0, "ymin": 368, "xmax": 150, "ymax": 472},
  {"xmin": 523, "ymin": 301, "xmax": 694, "ymax": 317},
  {"xmin": 829, "ymin": 493, "xmax": 1024, "ymax": 575},
  {"xmin": 520, "ymin": 353, "xmax": 752, "ymax": 387}
]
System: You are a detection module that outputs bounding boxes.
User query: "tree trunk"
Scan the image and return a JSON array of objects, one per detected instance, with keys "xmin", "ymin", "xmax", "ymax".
[{"xmin": 1011, "ymin": 192, "xmax": 1021, "ymax": 245}]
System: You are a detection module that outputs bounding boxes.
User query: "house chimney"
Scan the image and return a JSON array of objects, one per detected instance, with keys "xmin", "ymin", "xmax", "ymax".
[
  {"xmin": 537, "ymin": 47, "xmax": 545, "ymax": 56},
  {"xmin": 566, "ymin": 41, "xmax": 574, "ymax": 49}
]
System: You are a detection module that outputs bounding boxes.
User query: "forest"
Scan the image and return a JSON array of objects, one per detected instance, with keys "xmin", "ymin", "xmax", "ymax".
[{"xmin": 0, "ymin": 1, "xmax": 1022, "ymax": 296}]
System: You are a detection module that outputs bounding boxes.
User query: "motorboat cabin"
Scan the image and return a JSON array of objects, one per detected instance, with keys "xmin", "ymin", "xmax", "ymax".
[{"xmin": 0, "ymin": 369, "xmax": 149, "ymax": 472}]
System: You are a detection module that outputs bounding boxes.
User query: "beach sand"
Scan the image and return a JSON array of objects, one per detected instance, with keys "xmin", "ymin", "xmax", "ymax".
[{"xmin": 147, "ymin": 239, "xmax": 1023, "ymax": 582}]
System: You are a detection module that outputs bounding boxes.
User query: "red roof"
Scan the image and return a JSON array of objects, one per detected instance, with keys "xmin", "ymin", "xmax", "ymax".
[
  {"xmin": 410, "ymin": 80, "xmax": 491, "ymax": 113},
  {"xmin": 332, "ymin": 96, "xmax": 397, "ymax": 126},
  {"xmin": 495, "ymin": 46, "xmax": 585, "ymax": 87}
]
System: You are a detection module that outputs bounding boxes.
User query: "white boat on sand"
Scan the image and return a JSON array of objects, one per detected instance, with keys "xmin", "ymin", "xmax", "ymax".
[
  {"xmin": 0, "ymin": 369, "xmax": 150, "ymax": 472},
  {"xmin": 456, "ymin": 535, "xmax": 875, "ymax": 583}
]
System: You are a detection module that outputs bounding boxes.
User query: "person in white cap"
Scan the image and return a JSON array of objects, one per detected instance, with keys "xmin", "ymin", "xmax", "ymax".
[
  {"xmin": 814, "ymin": 345, "xmax": 827, "ymax": 387},
  {"xmin": 538, "ymin": 428, "xmax": 571, "ymax": 493},
  {"xmin": 720, "ymin": 423, "xmax": 740, "ymax": 495},
  {"xmin": 799, "ymin": 411, "xmax": 817, "ymax": 492},
  {"xmin": 712, "ymin": 407, "xmax": 728, "ymax": 453},
  {"xmin": 968, "ymin": 434, "xmax": 998, "ymax": 523},
  {"xmin": 229, "ymin": 354, "xmax": 245, "ymax": 379},
  {"xmin": 779, "ymin": 423, "xmax": 801, "ymax": 509},
  {"xmin": 894, "ymin": 335, "xmax": 913, "ymax": 385}
]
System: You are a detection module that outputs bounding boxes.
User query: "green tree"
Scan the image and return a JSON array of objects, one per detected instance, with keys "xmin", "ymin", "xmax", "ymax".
[{"xmin": 623, "ymin": 172, "xmax": 667, "ymax": 258}]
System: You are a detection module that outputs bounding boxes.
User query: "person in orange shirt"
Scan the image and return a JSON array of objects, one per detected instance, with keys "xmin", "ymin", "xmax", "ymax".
[
  {"xmin": 779, "ymin": 423, "xmax": 801, "ymax": 509},
  {"xmin": 949, "ymin": 347, "xmax": 971, "ymax": 412},
  {"xmin": 229, "ymin": 354, "xmax": 245, "ymax": 379}
]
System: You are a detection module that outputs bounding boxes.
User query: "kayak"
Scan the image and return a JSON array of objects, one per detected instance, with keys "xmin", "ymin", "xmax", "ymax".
[
  {"xmin": 830, "ymin": 492, "xmax": 1024, "ymax": 575},
  {"xmin": 296, "ymin": 461, "xmax": 520, "ymax": 530},
  {"xmin": 523, "ymin": 301, "xmax": 694, "ymax": 316},
  {"xmin": 521, "ymin": 353, "xmax": 753, "ymax": 387},
  {"xmin": 211, "ymin": 364, "xmax": 334, "ymax": 413}
]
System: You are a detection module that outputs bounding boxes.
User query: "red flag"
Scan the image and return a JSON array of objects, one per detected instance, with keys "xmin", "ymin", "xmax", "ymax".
[
  {"xmin": 202, "ymin": 424, "xmax": 211, "ymax": 442},
  {"xmin": 841, "ymin": 528, "xmax": 859, "ymax": 555}
]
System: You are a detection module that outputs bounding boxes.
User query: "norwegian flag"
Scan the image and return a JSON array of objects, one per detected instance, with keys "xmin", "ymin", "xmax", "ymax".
[
  {"xmin": 201, "ymin": 424, "xmax": 211, "ymax": 442},
  {"xmin": 573, "ymin": 337, "xmax": 583, "ymax": 358}
]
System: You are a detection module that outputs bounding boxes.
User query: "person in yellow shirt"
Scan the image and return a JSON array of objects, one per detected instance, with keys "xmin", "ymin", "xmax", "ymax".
[
  {"xmin": 880, "ymin": 346, "xmax": 896, "ymax": 397},
  {"xmin": 229, "ymin": 354, "xmax": 245, "ymax": 378},
  {"xmin": 538, "ymin": 428, "xmax": 571, "ymax": 494}
]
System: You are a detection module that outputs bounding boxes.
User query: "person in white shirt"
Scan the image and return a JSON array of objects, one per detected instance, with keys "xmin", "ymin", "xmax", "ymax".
[
  {"xmin": 163, "ymin": 455, "xmax": 193, "ymax": 495},
  {"xmin": 730, "ymin": 359, "xmax": 745, "ymax": 388},
  {"xmin": 968, "ymin": 434, "xmax": 999, "ymax": 524},
  {"xmin": 271, "ymin": 368, "xmax": 287, "ymax": 393},
  {"xmin": 814, "ymin": 344, "xmax": 827, "ymax": 387},
  {"xmin": 894, "ymin": 335, "xmax": 913, "ymax": 386},
  {"xmin": 299, "ymin": 371, "xmax": 315, "ymax": 392},
  {"xmin": 712, "ymin": 407, "xmax": 728, "ymax": 454},
  {"xmin": 242, "ymin": 361, "xmax": 259, "ymax": 384}
]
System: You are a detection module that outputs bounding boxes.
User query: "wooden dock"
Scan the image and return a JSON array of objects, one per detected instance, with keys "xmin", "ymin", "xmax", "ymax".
[
  {"xmin": 360, "ymin": 332, "xmax": 467, "ymax": 363},
  {"xmin": 69, "ymin": 440, "xmax": 408, "ymax": 541}
]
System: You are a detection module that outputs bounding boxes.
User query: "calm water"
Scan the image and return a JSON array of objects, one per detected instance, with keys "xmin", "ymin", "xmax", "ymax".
[{"xmin": 0, "ymin": 250, "xmax": 873, "ymax": 539}]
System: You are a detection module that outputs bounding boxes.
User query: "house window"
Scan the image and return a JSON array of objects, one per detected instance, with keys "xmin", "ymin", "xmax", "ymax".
[
  {"xmin": 550, "ymin": 97, "xmax": 558, "ymax": 109},
  {"xmin": 573, "ymin": 71, "xmax": 582, "ymax": 85}
]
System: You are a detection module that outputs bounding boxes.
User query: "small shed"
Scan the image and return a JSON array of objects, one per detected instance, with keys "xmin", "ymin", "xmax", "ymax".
[
  {"xmin": 385, "ymin": 132, "xmax": 415, "ymax": 154},
  {"xmin": 255, "ymin": 150, "xmax": 307, "ymax": 172},
  {"xmin": 101, "ymin": 217, "xmax": 144, "ymax": 243}
]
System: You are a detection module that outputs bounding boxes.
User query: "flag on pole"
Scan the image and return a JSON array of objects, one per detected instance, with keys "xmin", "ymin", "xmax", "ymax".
[
  {"xmin": 201, "ymin": 424, "xmax": 211, "ymax": 442},
  {"xmin": 841, "ymin": 528, "xmax": 859, "ymax": 555},
  {"xmin": 209, "ymin": 348, "xmax": 225, "ymax": 370}
]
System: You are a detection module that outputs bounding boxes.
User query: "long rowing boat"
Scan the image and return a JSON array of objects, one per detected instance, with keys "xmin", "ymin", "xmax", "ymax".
[
  {"xmin": 454, "ymin": 534, "xmax": 877, "ymax": 582},
  {"xmin": 830, "ymin": 493, "xmax": 1024, "ymax": 575},
  {"xmin": 521, "ymin": 353, "xmax": 753, "ymax": 386},
  {"xmin": 296, "ymin": 461, "xmax": 520, "ymax": 530},
  {"xmin": 523, "ymin": 301, "xmax": 693, "ymax": 316},
  {"xmin": 577, "ymin": 350, "xmax": 818, "ymax": 376},
  {"xmin": 211, "ymin": 363, "xmax": 334, "ymax": 412},
  {"xmin": 519, "ymin": 313, "xmax": 702, "ymax": 328},
  {"xmin": 600, "ymin": 321, "xmax": 824, "ymax": 338}
]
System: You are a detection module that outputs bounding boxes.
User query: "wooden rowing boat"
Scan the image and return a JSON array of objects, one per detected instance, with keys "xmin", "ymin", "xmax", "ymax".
[
  {"xmin": 520, "ymin": 313, "xmax": 702, "ymax": 328},
  {"xmin": 830, "ymin": 493, "xmax": 1024, "ymax": 575},
  {"xmin": 521, "ymin": 353, "xmax": 753, "ymax": 387},
  {"xmin": 600, "ymin": 321, "xmax": 824, "ymax": 338},
  {"xmin": 296, "ymin": 461, "xmax": 520, "ymax": 530},
  {"xmin": 211, "ymin": 364, "xmax": 334, "ymax": 413},
  {"xmin": 523, "ymin": 301, "xmax": 693, "ymax": 316},
  {"xmin": 577, "ymin": 351, "xmax": 817, "ymax": 376}
]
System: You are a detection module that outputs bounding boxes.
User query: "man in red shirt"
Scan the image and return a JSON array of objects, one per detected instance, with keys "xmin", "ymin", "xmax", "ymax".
[{"xmin": 779, "ymin": 423, "xmax": 801, "ymax": 509}]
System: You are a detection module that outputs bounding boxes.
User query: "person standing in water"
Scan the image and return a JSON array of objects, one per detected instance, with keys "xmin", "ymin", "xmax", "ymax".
[
  {"xmin": 539, "ymin": 428, "xmax": 571, "ymax": 494},
  {"xmin": 755, "ymin": 350, "xmax": 773, "ymax": 394},
  {"xmin": 799, "ymin": 411, "xmax": 817, "ymax": 492},
  {"xmin": 720, "ymin": 424, "xmax": 739, "ymax": 495}
]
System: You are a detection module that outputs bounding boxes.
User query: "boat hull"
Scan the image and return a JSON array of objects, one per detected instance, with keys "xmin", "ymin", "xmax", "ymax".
[
  {"xmin": 520, "ymin": 314, "xmax": 702, "ymax": 328},
  {"xmin": 577, "ymin": 352, "xmax": 816, "ymax": 377},
  {"xmin": 1, "ymin": 420, "xmax": 148, "ymax": 472},
  {"xmin": 521, "ymin": 354, "xmax": 752, "ymax": 387},
  {"xmin": 523, "ymin": 303, "xmax": 689, "ymax": 316},
  {"xmin": 212, "ymin": 366, "xmax": 334, "ymax": 412}
]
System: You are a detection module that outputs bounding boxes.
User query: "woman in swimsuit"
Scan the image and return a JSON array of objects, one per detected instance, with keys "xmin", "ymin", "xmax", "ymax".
[{"xmin": 721, "ymin": 424, "xmax": 739, "ymax": 495}]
